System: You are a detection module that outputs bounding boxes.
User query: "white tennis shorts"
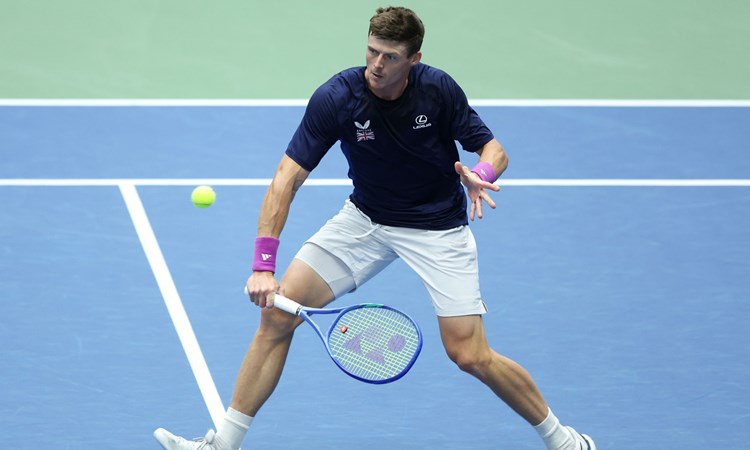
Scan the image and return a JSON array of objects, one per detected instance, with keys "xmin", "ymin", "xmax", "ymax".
[{"xmin": 295, "ymin": 199, "xmax": 488, "ymax": 317}]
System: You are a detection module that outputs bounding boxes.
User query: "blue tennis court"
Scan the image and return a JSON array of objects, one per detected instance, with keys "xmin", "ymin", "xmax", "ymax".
[{"xmin": 1, "ymin": 104, "xmax": 749, "ymax": 449}]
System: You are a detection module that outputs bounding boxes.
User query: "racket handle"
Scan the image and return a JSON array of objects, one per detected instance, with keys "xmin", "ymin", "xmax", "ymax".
[
  {"xmin": 243, "ymin": 286, "xmax": 302, "ymax": 315},
  {"xmin": 272, "ymin": 295, "xmax": 302, "ymax": 315}
]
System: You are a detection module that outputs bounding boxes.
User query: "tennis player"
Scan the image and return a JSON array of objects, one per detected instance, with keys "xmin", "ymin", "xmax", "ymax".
[{"xmin": 155, "ymin": 6, "xmax": 595, "ymax": 450}]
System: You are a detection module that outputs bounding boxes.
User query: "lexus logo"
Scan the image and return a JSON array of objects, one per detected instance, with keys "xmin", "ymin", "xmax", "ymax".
[{"xmin": 413, "ymin": 114, "xmax": 432, "ymax": 130}]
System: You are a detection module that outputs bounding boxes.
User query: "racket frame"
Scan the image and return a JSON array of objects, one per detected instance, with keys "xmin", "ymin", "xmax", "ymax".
[{"xmin": 274, "ymin": 294, "xmax": 423, "ymax": 384}]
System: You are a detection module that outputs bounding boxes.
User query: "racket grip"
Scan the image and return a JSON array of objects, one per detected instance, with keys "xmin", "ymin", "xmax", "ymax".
[
  {"xmin": 243, "ymin": 286, "xmax": 301, "ymax": 315},
  {"xmin": 272, "ymin": 295, "xmax": 302, "ymax": 315}
]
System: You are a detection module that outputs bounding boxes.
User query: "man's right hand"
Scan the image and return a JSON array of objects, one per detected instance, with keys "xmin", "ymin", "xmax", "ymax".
[{"xmin": 245, "ymin": 271, "xmax": 280, "ymax": 309}]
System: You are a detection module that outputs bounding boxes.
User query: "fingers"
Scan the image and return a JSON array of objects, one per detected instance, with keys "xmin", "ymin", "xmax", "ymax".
[
  {"xmin": 246, "ymin": 273, "xmax": 279, "ymax": 309},
  {"xmin": 261, "ymin": 291, "xmax": 276, "ymax": 309},
  {"xmin": 469, "ymin": 188, "xmax": 498, "ymax": 221},
  {"xmin": 474, "ymin": 175, "xmax": 500, "ymax": 191},
  {"xmin": 455, "ymin": 161, "xmax": 500, "ymax": 193},
  {"xmin": 454, "ymin": 161, "xmax": 468, "ymax": 176},
  {"xmin": 481, "ymin": 189, "xmax": 497, "ymax": 209},
  {"xmin": 248, "ymin": 290, "xmax": 275, "ymax": 309},
  {"xmin": 485, "ymin": 181, "xmax": 501, "ymax": 192},
  {"xmin": 263, "ymin": 292, "xmax": 276, "ymax": 309}
]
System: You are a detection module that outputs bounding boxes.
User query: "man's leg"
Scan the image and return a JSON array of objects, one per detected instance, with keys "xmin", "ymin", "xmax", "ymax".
[
  {"xmin": 155, "ymin": 259, "xmax": 335, "ymax": 450},
  {"xmin": 438, "ymin": 315, "xmax": 595, "ymax": 450},
  {"xmin": 438, "ymin": 314, "xmax": 548, "ymax": 424},
  {"xmin": 229, "ymin": 258, "xmax": 336, "ymax": 416},
  {"xmin": 229, "ymin": 203, "xmax": 393, "ymax": 418}
]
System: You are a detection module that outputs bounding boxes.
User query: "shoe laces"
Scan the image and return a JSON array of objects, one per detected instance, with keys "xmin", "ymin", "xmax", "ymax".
[{"xmin": 191, "ymin": 429, "xmax": 217, "ymax": 449}]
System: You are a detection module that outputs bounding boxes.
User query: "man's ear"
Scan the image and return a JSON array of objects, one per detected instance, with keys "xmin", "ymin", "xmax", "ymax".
[{"xmin": 411, "ymin": 51, "xmax": 422, "ymax": 65}]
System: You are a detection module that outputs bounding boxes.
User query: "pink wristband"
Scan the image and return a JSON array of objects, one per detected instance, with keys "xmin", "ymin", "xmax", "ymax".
[
  {"xmin": 252, "ymin": 236, "xmax": 280, "ymax": 272},
  {"xmin": 471, "ymin": 161, "xmax": 496, "ymax": 183}
]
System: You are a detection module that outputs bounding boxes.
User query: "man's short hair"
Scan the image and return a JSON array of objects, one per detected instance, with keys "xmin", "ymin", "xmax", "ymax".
[{"xmin": 368, "ymin": 7, "xmax": 425, "ymax": 56}]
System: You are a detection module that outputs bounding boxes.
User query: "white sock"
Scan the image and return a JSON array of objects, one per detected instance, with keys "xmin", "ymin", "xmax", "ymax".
[
  {"xmin": 215, "ymin": 407, "xmax": 253, "ymax": 450},
  {"xmin": 534, "ymin": 408, "xmax": 576, "ymax": 450}
]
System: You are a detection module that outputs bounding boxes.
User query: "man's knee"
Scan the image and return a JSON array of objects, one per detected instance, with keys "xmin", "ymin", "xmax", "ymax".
[
  {"xmin": 445, "ymin": 345, "xmax": 493, "ymax": 375},
  {"xmin": 439, "ymin": 315, "xmax": 492, "ymax": 374},
  {"xmin": 257, "ymin": 307, "xmax": 301, "ymax": 340}
]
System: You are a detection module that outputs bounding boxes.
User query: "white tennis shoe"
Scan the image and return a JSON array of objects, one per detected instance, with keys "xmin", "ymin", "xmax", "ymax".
[
  {"xmin": 154, "ymin": 428, "xmax": 222, "ymax": 450},
  {"xmin": 566, "ymin": 426, "xmax": 596, "ymax": 450}
]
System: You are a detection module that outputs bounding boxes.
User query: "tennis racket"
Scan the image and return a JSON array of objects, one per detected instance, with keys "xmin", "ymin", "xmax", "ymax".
[{"xmin": 246, "ymin": 288, "xmax": 423, "ymax": 384}]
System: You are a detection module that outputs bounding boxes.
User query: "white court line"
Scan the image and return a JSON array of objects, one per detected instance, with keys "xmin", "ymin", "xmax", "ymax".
[
  {"xmin": 119, "ymin": 183, "xmax": 225, "ymax": 429},
  {"xmin": 0, "ymin": 99, "xmax": 309, "ymax": 107},
  {"xmin": 469, "ymin": 99, "xmax": 750, "ymax": 108},
  {"xmin": 499, "ymin": 179, "xmax": 750, "ymax": 187},
  {"xmin": 1, "ymin": 98, "xmax": 749, "ymax": 107},
  {"xmin": 2, "ymin": 178, "xmax": 750, "ymax": 187}
]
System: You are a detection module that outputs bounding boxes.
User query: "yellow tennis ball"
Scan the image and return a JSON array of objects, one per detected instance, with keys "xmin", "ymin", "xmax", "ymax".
[{"xmin": 191, "ymin": 185, "xmax": 216, "ymax": 208}]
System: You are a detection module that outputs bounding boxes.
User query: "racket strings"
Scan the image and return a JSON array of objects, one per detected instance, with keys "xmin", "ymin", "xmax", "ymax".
[{"xmin": 328, "ymin": 307, "xmax": 420, "ymax": 381}]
